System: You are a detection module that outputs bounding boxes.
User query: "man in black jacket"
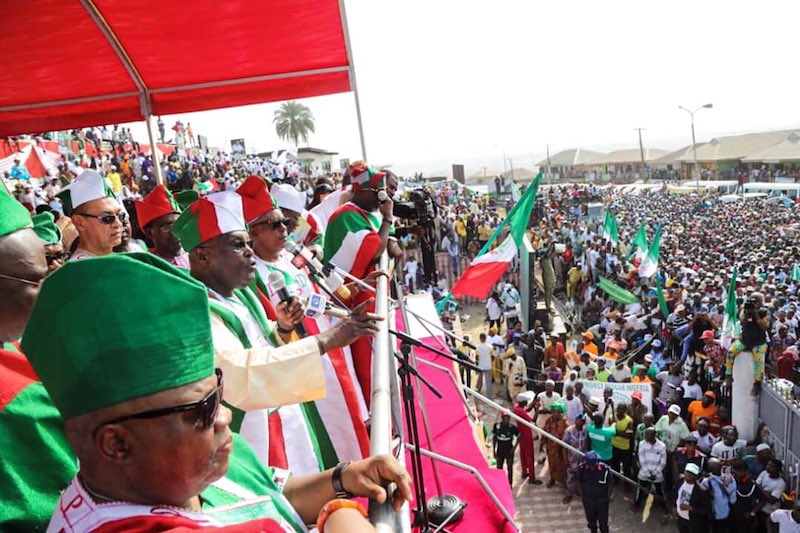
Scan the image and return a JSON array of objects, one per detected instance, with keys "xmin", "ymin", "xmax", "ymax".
[
  {"xmin": 676, "ymin": 463, "xmax": 712, "ymax": 533},
  {"xmin": 730, "ymin": 460, "xmax": 760, "ymax": 533},
  {"xmin": 579, "ymin": 451, "xmax": 612, "ymax": 533}
]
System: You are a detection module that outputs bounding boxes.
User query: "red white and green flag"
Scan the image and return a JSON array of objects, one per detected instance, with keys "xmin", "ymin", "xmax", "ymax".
[
  {"xmin": 322, "ymin": 204, "xmax": 382, "ymax": 279},
  {"xmin": 451, "ymin": 173, "xmax": 542, "ymax": 299}
]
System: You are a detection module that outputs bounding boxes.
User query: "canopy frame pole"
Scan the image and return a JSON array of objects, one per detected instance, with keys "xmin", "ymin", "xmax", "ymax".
[
  {"xmin": 79, "ymin": 0, "xmax": 165, "ymax": 185},
  {"xmin": 338, "ymin": 0, "xmax": 368, "ymax": 161}
]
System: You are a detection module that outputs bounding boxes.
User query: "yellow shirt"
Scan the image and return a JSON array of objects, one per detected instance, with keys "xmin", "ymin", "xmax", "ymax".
[
  {"xmin": 611, "ymin": 415, "xmax": 633, "ymax": 450},
  {"xmin": 455, "ymin": 220, "xmax": 466, "ymax": 237}
]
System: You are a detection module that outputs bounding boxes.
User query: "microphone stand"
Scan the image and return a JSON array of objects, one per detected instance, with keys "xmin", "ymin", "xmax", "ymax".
[{"xmin": 389, "ymin": 328, "xmax": 482, "ymax": 374}]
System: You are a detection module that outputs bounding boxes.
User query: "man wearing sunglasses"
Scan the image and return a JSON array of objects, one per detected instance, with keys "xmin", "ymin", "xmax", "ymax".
[
  {"xmin": 0, "ymin": 192, "xmax": 75, "ymax": 530},
  {"xmin": 56, "ymin": 169, "xmax": 124, "ymax": 260},
  {"xmin": 23, "ymin": 255, "xmax": 410, "ymax": 532},
  {"xmin": 236, "ymin": 176, "xmax": 371, "ymax": 475},
  {"xmin": 173, "ymin": 193, "xmax": 380, "ymax": 467}
]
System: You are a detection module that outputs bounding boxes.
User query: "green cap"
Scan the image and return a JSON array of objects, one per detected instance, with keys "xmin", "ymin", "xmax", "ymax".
[
  {"xmin": 21, "ymin": 253, "xmax": 215, "ymax": 420},
  {"xmin": 0, "ymin": 189, "xmax": 33, "ymax": 237},
  {"xmin": 174, "ymin": 190, "xmax": 200, "ymax": 211},
  {"xmin": 31, "ymin": 211, "xmax": 62, "ymax": 245}
]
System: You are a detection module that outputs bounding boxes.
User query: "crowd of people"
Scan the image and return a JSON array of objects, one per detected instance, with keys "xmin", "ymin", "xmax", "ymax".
[
  {"xmin": 462, "ymin": 184, "xmax": 800, "ymax": 532},
  {"xmin": 0, "ymin": 156, "xmax": 416, "ymax": 532}
]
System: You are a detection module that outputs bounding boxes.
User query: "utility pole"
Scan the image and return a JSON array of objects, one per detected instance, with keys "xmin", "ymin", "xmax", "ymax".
[
  {"xmin": 508, "ymin": 158, "xmax": 514, "ymax": 181},
  {"xmin": 634, "ymin": 128, "xmax": 647, "ymax": 181},
  {"xmin": 546, "ymin": 144, "xmax": 552, "ymax": 186}
]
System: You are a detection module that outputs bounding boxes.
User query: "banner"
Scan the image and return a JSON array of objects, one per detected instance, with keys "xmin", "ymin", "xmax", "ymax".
[
  {"xmin": 581, "ymin": 380, "xmax": 652, "ymax": 414},
  {"xmin": 230, "ymin": 138, "xmax": 246, "ymax": 157}
]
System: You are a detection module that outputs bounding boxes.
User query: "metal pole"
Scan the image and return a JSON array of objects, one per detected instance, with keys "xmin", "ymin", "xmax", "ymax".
[
  {"xmin": 635, "ymin": 128, "xmax": 647, "ymax": 181},
  {"xmin": 691, "ymin": 115, "xmax": 699, "ymax": 192},
  {"xmin": 338, "ymin": 0, "xmax": 368, "ymax": 161},
  {"xmin": 546, "ymin": 144, "xmax": 552, "ymax": 185},
  {"xmin": 368, "ymin": 253, "xmax": 402, "ymax": 532},
  {"xmin": 144, "ymin": 112, "xmax": 164, "ymax": 185}
]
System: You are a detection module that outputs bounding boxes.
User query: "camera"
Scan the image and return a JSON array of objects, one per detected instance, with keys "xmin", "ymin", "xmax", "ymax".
[{"xmin": 393, "ymin": 188, "xmax": 437, "ymax": 224}]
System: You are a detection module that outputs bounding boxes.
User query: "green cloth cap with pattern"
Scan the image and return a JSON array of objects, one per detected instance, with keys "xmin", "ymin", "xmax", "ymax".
[
  {"xmin": 0, "ymin": 189, "xmax": 32, "ymax": 237},
  {"xmin": 171, "ymin": 192, "xmax": 247, "ymax": 252},
  {"xmin": 31, "ymin": 211, "xmax": 61, "ymax": 245},
  {"xmin": 21, "ymin": 253, "xmax": 215, "ymax": 420}
]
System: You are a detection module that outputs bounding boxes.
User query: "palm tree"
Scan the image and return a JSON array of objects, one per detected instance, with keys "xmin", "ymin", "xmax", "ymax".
[{"xmin": 273, "ymin": 101, "xmax": 315, "ymax": 147}]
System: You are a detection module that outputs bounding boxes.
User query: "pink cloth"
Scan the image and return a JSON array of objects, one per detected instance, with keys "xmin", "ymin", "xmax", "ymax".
[{"xmin": 397, "ymin": 313, "xmax": 516, "ymax": 532}]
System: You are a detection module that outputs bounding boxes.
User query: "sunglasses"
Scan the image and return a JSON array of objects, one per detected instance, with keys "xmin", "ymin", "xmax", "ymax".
[
  {"xmin": 95, "ymin": 368, "xmax": 223, "ymax": 434},
  {"xmin": 250, "ymin": 218, "xmax": 288, "ymax": 230},
  {"xmin": 75, "ymin": 212, "xmax": 127, "ymax": 225},
  {"xmin": 46, "ymin": 252, "xmax": 68, "ymax": 265}
]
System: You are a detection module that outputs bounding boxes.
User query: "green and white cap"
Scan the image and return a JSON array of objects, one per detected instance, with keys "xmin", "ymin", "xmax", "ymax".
[
  {"xmin": 21, "ymin": 253, "xmax": 215, "ymax": 420},
  {"xmin": 31, "ymin": 211, "xmax": 61, "ymax": 245},
  {"xmin": 55, "ymin": 170, "xmax": 116, "ymax": 215}
]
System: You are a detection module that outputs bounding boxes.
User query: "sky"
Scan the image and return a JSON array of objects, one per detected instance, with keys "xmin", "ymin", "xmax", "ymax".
[{"xmin": 128, "ymin": 0, "xmax": 800, "ymax": 177}]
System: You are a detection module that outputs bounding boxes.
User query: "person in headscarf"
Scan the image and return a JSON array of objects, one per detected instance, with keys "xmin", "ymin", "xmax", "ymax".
[{"xmin": 543, "ymin": 400, "xmax": 569, "ymax": 487}]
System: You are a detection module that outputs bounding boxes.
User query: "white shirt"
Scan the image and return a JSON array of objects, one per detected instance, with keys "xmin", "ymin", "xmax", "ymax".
[
  {"xmin": 476, "ymin": 343, "xmax": 493, "ymax": 371},
  {"xmin": 676, "ymin": 481, "xmax": 695, "ymax": 520},
  {"xmin": 565, "ymin": 396, "xmax": 584, "ymax": 424},
  {"xmin": 711, "ymin": 439, "xmax": 747, "ymax": 474},
  {"xmin": 771, "ymin": 510, "xmax": 800, "ymax": 533},
  {"xmin": 681, "ymin": 380, "xmax": 704, "ymax": 401},
  {"xmin": 757, "ymin": 471, "xmax": 787, "ymax": 514},
  {"xmin": 486, "ymin": 298, "xmax": 503, "ymax": 320}
]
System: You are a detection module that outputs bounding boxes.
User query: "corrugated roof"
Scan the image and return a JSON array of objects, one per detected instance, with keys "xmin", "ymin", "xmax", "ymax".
[
  {"xmin": 537, "ymin": 148, "xmax": 605, "ymax": 167},
  {"xmin": 741, "ymin": 133, "xmax": 800, "ymax": 162},
  {"xmin": 504, "ymin": 167, "xmax": 538, "ymax": 180},
  {"xmin": 675, "ymin": 130, "xmax": 797, "ymax": 162},
  {"xmin": 651, "ymin": 145, "xmax": 696, "ymax": 165},
  {"xmin": 589, "ymin": 148, "xmax": 669, "ymax": 166},
  {"xmin": 468, "ymin": 168, "xmax": 501, "ymax": 179}
]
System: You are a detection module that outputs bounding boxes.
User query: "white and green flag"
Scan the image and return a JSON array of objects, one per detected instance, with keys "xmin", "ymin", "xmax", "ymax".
[
  {"xmin": 602, "ymin": 210, "xmax": 619, "ymax": 245},
  {"xmin": 637, "ymin": 223, "xmax": 662, "ymax": 278},
  {"xmin": 628, "ymin": 222, "xmax": 649, "ymax": 260},
  {"xmin": 720, "ymin": 266, "xmax": 740, "ymax": 349}
]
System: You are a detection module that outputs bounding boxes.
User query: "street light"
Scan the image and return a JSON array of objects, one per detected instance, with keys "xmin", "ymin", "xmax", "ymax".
[{"xmin": 678, "ymin": 103, "xmax": 713, "ymax": 192}]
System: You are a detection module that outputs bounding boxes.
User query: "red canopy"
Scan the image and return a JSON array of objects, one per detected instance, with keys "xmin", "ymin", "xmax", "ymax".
[{"xmin": 0, "ymin": 0, "xmax": 353, "ymax": 137}]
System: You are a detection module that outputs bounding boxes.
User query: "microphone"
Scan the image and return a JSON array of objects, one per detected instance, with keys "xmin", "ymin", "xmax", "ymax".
[
  {"xmin": 267, "ymin": 271, "xmax": 306, "ymax": 336},
  {"xmin": 305, "ymin": 293, "xmax": 350, "ymax": 320},
  {"xmin": 286, "ymin": 242, "xmax": 351, "ymax": 299}
]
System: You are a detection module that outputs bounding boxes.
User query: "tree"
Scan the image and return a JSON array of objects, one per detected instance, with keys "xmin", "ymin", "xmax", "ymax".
[{"xmin": 273, "ymin": 101, "xmax": 315, "ymax": 147}]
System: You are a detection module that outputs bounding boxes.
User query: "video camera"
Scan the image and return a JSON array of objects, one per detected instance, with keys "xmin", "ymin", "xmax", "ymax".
[
  {"xmin": 393, "ymin": 187, "xmax": 439, "ymax": 288},
  {"xmin": 393, "ymin": 187, "xmax": 437, "ymax": 224}
]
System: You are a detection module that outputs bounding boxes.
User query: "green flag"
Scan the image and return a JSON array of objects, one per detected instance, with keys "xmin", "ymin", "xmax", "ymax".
[
  {"xmin": 655, "ymin": 274, "xmax": 669, "ymax": 318},
  {"xmin": 638, "ymin": 223, "xmax": 662, "ymax": 278},
  {"xmin": 602, "ymin": 210, "xmax": 619, "ymax": 245},
  {"xmin": 478, "ymin": 172, "xmax": 542, "ymax": 255},
  {"xmin": 792, "ymin": 264, "xmax": 800, "ymax": 282},
  {"xmin": 721, "ymin": 266, "xmax": 739, "ymax": 348},
  {"xmin": 628, "ymin": 223, "xmax": 649, "ymax": 259},
  {"xmin": 598, "ymin": 276, "xmax": 640, "ymax": 305}
]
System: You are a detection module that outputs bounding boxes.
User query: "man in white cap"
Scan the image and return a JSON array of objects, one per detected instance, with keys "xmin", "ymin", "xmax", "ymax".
[
  {"xmin": 649, "ymin": 338, "xmax": 669, "ymax": 372},
  {"xmin": 655, "ymin": 404, "xmax": 690, "ymax": 499},
  {"xmin": 271, "ymin": 182, "xmax": 323, "ymax": 247},
  {"xmin": 513, "ymin": 391, "xmax": 543, "ymax": 485},
  {"xmin": 676, "ymin": 463, "xmax": 712, "ymax": 532},
  {"xmin": 56, "ymin": 170, "xmax": 124, "ymax": 260},
  {"xmin": 534, "ymin": 379, "xmax": 561, "ymax": 462}
]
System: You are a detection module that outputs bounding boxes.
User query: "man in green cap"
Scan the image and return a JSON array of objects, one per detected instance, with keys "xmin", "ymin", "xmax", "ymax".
[
  {"xmin": 173, "ymin": 192, "xmax": 380, "ymax": 474},
  {"xmin": 56, "ymin": 169, "xmax": 124, "ymax": 260},
  {"xmin": 22, "ymin": 254, "xmax": 410, "ymax": 532},
  {"xmin": 0, "ymin": 192, "xmax": 76, "ymax": 530},
  {"xmin": 32, "ymin": 210, "xmax": 66, "ymax": 272}
]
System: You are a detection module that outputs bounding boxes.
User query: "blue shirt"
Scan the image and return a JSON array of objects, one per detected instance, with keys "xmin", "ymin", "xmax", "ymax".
[
  {"xmin": 704, "ymin": 474, "xmax": 736, "ymax": 519},
  {"xmin": 10, "ymin": 165, "xmax": 31, "ymax": 181}
]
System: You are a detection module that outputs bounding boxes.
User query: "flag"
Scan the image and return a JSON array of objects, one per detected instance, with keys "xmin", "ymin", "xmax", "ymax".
[
  {"xmin": 197, "ymin": 178, "xmax": 219, "ymax": 194},
  {"xmin": 602, "ymin": 210, "xmax": 619, "ymax": 245},
  {"xmin": 435, "ymin": 293, "xmax": 453, "ymax": 314},
  {"xmin": 451, "ymin": 173, "xmax": 541, "ymax": 298},
  {"xmin": 655, "ymin": 274, "xmax": 669, "ymax": 318},
  {"xmin": 792, "ymin": 264, "xmax": 800, "ymax": 282},
  {"xmin": 720, "ymin": 266, "xmax": 739, "ymax": 349},
  {"xmin": 510, "ymin": 182, "xmax": 521, "ymax": 202},
  {"xmin": 638, "ymin": 223, "xmax": 662, "ymax": 278},
  {"xmin": 597, "ymin": 276, "xmax": 640, "ymax": 305},
  {"xmin": 628, "ymin": 222, "xmax": 649, "ymax": 260}
]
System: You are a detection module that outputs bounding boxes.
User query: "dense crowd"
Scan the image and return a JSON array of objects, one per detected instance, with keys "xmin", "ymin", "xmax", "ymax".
[{"xmin": 466, "ymin": 184, "xmax": 800, "ymax": 532}]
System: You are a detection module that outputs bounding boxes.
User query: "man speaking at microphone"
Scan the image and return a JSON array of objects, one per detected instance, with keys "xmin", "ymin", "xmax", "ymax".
[
  {"xmin": 173, "ymin": 190, "xmax": 378, "ymax": 476},
  {"xmin": 323, "ymin": 162, "xmax": 398, "ymax": 403},
  {"xmin": 235, "ymin": 175, "xmax": 371, "ymax": 472}
]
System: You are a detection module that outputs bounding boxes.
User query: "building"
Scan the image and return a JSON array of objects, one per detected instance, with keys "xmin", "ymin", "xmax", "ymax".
[
  {"xmin": 586, "ymin": 148, "xmax": 669, "ymax": 181},
  {"xmin": 536, "ymin": 148, "xmax": 605, "ymax": 180},
  {"xmin": 296, "ymin": 147, "xmax": 339, "ymax": 174}
]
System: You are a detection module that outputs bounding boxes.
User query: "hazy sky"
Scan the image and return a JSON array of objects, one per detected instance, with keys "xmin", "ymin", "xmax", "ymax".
[{"xmin": 129, "ymin": 0, "xmax": 800, "ymax": 176}]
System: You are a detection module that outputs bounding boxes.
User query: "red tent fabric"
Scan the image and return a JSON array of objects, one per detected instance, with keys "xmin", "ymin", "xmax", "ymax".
[{"xmin": 0, "ymin": 0, "xmax": 353, "ymax": 137}]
